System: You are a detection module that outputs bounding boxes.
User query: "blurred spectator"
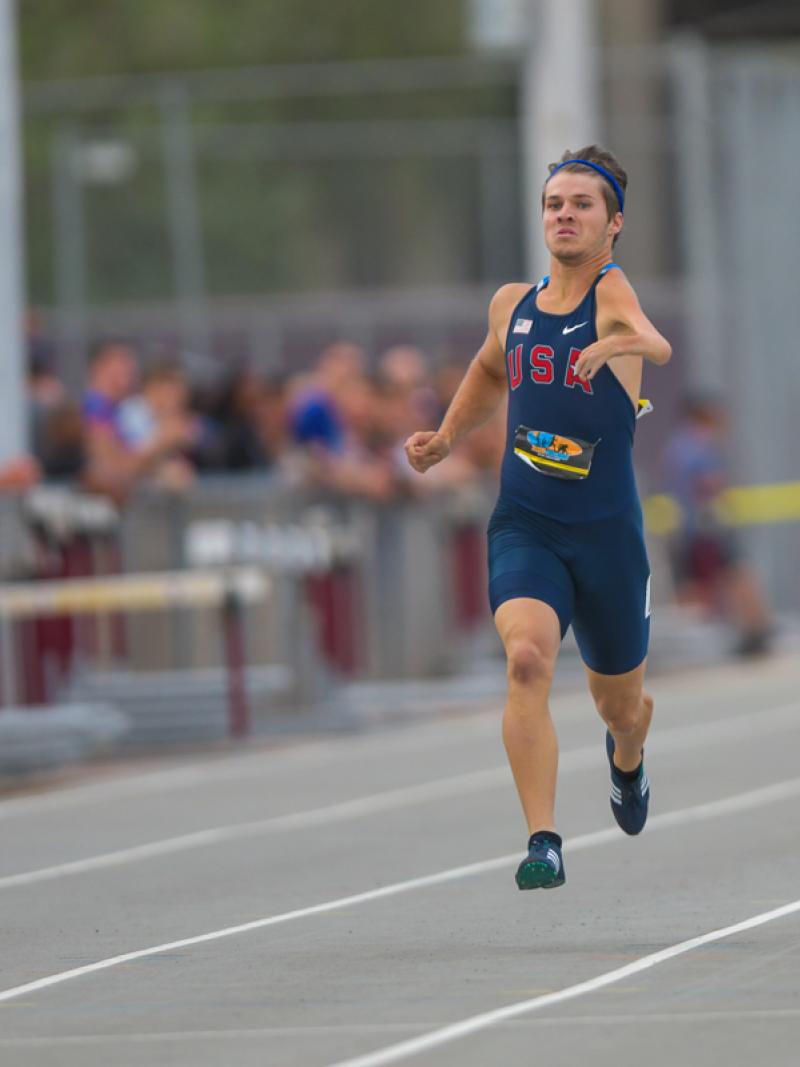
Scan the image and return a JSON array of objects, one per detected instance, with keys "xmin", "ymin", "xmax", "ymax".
[
  {"xmin": 36, "ymin": 399, "xmax": 86, "ymax": 481},
  {"xmin": 284, "ymin": 341, "xmax": 396, "ymax": 499},
  {"xmin": 288, "ymin": 341, "xmax": 366, "ymax": 453},
  {"xmin": 661, "ymin": 393, "xmax": 773, "ymax": 656},
  {"xmin": 25, "ymin": 327, "xmax": 502, "ymax": 506},
  {"xmin": 386, "ymin": 355, "xmax": 504, "ymax": 494},
  {"xmin": 27, "ymin": 338, "xmax": 63, "ymax": 407},
  {"xmin": 82, "ymin": 339, "xmax": 194, "ymax": 503},
  {"xmin": 251, "ymin": 374, "xmax": 293, "ymax": 470},
  {"xmin": 189, "ymin": 363, "xmax": 269, "ymax": 472},
  {"xmin": 379, "ymin": 345, "xmax": 427, "ymax": 389},
  {"xmin": 26, "ymin": 315, "xmax": 68, "ymax": 468},
  {"xmin": 16, "ymin": 303, "xmax": 528, "ymax": 524},
  {"xmin": 305, "ymin": 371, "xmax": 397, "ymax": 501},
  {"xmin": 82, "ymin": 337, "xmax": 138, "ymax": 437},
  {"xmin": 28, "ymin": 334, "xmax": 66, "ymax": 444},
  {"xmin": 376, "ymin": 358, "xmax": 468, "ymax": 492},
  {"xmin": 378, "ymin": 344, "xmax": 440, "ymax": 431},
  {"xmin": 0, "ymin": 454, "xmax": 40, "ymax": 493},
  {"xmin": 118, "ymin": 354, "xmax": 199, "ymax": 491},
  {"xmin": 211, "ymin": 366, "xmax": 269, "ymax": 471}
]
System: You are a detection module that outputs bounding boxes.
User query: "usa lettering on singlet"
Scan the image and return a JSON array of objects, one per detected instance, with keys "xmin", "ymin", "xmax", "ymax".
[{"xmin": 500, "ymin": 263, "xmax": 640, "ymax": 522}]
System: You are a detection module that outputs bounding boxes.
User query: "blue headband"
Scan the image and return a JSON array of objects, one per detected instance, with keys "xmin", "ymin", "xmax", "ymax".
[{"xmin": 548, "ymin": 159, "xmax": 625, "ymax": 214}]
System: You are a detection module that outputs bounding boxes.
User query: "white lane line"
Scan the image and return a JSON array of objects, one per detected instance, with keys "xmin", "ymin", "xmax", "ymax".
[
  {"xmin": 0, "ymin": 695, "xmax": 576, "ymax": 823},
  {"xmin": 325, "ymin": 901, "xmax": 800, "ymax": 1067},
  {"xmin": 2, "ymin": 699, "xmax": 799, "ymax": 892},
  {"xmin": 0, "ymin": 774, "xmax": 799, "ymax": 1007},
  {"xmin": 0, "ymin": 663, "xmax": 793, "ymax": 821},
  {"xmin": 0, "ymin": 716, "xmax": 504, "ymax": 823},
  {"xmin": 0, "ymin": 766, "xmax": 511, "ymax": 891}
]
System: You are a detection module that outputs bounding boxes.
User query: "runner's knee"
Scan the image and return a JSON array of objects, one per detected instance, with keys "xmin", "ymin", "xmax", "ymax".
[
  {"xmin": 506, "ymin": 638, "xmax": 554, "ymax": 689},
  {"xmin": 596, "ymin": 691, "xmax": 643, "ymax": 735}
]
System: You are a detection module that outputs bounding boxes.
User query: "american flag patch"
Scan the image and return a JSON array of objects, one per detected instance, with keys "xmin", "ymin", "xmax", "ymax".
[{"xmin": 513, "ymin": 318, "xmax": 533, "ymax": 334}]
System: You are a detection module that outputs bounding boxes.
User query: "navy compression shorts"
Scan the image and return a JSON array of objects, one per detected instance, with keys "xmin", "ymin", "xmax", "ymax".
[{"xmin": 487, "ymin": 498, "xmax": 651, "ymax": 675}]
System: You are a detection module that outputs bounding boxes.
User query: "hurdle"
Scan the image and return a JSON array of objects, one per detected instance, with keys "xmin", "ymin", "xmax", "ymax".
[{"xmin": 0, "ymin": 567, "xmax": 270, "ymax": 738}]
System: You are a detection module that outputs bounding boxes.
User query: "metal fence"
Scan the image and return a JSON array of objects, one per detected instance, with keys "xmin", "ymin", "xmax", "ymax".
[{"xmin": 0, "ymin": 479, "xmax": 501, "ymax": 722}]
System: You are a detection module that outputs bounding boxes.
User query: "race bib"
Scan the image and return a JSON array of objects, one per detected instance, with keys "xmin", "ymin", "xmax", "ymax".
[{"xmin": 513, "ymin": 425, "xmax": 599, "ymax": 481}]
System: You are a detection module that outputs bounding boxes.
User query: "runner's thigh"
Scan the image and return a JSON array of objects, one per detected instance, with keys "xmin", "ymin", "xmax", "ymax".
[
  {"xmin": 570, "ymin": 509, "xmax": 650, "ymax": 675},
  {"xmin": 487, "ymin": 499, "xmax": 576, "ymax": 638}
]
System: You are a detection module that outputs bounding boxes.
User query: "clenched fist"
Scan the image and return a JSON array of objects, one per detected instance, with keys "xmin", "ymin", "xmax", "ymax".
[{"xmin": 404, "ymin": 430, "xmax": 451, "ymax": 473}]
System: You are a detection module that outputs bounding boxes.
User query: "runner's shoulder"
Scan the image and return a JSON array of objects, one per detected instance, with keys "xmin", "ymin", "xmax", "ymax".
[
  {"xmin": 489, "ymin": 282, "xmax": 534, "ymax": 330},
  {"xmin": 596, "ymin": 264, "xmax": 641, "ymax": 306}
]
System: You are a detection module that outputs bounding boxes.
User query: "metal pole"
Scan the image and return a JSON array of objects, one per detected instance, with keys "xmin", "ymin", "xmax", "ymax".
[
  {"xmin": 0, "ymin": 614, "xmax": 16, "ymax": 707},
  {"xmin": 0, "ymin": 0, "xmax": 27, "ymax": 460},
  {"xmin": 670, "ymin": 35, "xmax": 724, "ymax": 392},
  {"xmin": 159, "ymin": 82, "xmax": 210, "ymax": 357},
  {"xmin": 222, "ymin": 586, "xmax": 249, "ymax": 738},
  {"xmin": 520, "ymin": 0, "xmax": 600, "ymax": 279}
]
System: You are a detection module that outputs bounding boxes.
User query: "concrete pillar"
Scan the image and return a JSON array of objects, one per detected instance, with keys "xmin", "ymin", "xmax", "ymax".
[
  {"xmin": 600, "ymin": 0, "xmax": 669, "ymax": 281},
  {"xmin": 521, "ymin": 0, "xmax": 600, "ymax": 278},
  {"xmin": 0, "ymin": 0, "xmax": 27, "ymax": 460}
]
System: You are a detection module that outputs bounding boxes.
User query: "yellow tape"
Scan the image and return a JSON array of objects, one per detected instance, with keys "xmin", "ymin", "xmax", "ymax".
[
  {"xmin": 717, "ymin": 483, "xmax": 800, "ymax": 526},
  {"xmin": 642, "ymin": 494, "xmax": 682, "ymax": 536},
  {"xmin": 643, "ymin": 481, "xmax": 800, "ymax": 534}
]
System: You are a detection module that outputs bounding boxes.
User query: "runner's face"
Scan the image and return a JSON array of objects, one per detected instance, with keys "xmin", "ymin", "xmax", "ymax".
[{"xmin": 542, "ymin": 172, "xmax": 621, "ymax": 262}]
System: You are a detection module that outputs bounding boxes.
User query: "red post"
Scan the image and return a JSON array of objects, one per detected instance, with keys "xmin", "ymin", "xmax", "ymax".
[
  {"xmin": 305, "ymin": 566, "xmax": 361, "ymax": 676},
  {"xmin": 452, "ymin": 524, "xmax": 488, "ymax": 630}
]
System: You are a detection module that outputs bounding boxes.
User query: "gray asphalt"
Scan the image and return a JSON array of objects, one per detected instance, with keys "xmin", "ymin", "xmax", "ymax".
[{"xmin": 1, "ymin": 655, "xmax": 799, "ymax": 1066}]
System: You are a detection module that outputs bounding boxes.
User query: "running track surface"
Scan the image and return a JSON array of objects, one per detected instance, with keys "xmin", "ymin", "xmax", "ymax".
[{"xmin": 1, "ymin": 656, "xmax": 799, "ymax": 1066}]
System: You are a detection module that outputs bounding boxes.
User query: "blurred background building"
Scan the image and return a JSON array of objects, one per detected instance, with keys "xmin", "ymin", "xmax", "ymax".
[{"xmin": 1, "ymin": 0, "xmax": 798, "ymax": 762}]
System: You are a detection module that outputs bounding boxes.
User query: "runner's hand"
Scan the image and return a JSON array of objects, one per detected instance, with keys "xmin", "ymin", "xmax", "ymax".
[
  {"xmin": 404, "ymin": 431, "xmax": 451, "ymax": 473},
  {"xmin": 571, "ymin": 338, "xmax": 616, "ymax": 382}
]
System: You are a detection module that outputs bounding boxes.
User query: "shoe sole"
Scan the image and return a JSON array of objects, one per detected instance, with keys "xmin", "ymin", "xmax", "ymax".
[{"xmin": 515, "ymin": 860, "xmax": 565, "ymax": 891}]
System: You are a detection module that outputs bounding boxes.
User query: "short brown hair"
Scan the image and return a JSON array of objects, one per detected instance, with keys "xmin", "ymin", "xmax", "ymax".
[{"xmin": 542, "ymin": 145, "xmax": 628, "ymax": 244}]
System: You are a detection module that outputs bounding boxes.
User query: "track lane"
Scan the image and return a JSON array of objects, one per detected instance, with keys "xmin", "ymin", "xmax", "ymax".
[{"xmin": 0, "ymin": 658, "xmax": 798, "ymax": 1066}]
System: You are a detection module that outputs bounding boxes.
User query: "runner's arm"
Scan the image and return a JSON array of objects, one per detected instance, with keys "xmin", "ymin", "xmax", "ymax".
[
  {"xmin": 405, "ymin": 285, "xmax": 517, "ymax": 473},
  {"xmin": 437, "ymin": 288, "xmax": 512, "ymax": 448},
  {"xmin": 573, "ymin": 270, "xmax": 671, "ymax": 381}
]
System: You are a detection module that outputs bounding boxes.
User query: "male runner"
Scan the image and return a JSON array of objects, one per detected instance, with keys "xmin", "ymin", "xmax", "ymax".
[{"xmin": 405, "ymin": 145, "xmax": 671, "ymax": 890}]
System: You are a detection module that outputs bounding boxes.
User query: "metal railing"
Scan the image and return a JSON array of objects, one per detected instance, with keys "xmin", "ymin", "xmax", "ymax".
[{"xmin": 0, "ymin": 479, "xmax": 499, "ymax": 722}]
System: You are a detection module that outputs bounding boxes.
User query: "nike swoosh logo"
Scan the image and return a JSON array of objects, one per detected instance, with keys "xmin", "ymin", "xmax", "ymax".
[{"xmin": 562, "ymin": 321, "xmax": 588, "ymax": 335}]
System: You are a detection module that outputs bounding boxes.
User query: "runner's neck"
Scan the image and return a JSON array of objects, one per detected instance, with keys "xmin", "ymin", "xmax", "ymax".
[{"xmin": 543, "ymin": 250, "xmax": 613, "ymax": 306}]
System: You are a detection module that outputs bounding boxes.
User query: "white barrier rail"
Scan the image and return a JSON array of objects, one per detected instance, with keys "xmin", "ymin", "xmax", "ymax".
[
  {"xmin": 0, "ymin": 567, "xmax": 271, "ymax": 736},
  {"xmin": 0, "ymin": 567, "xmax": 269, "ymax": 618}
]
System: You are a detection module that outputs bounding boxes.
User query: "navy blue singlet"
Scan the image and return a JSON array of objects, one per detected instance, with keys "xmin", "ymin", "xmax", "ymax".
[
  {"xmin": 488, "ymin": 263, "xmax": 651, "ymax": 673},
  {"xmin": 500, "ymin": 263, "xmax": 638, "ymax": 521}
]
